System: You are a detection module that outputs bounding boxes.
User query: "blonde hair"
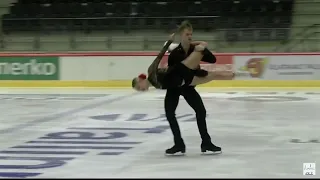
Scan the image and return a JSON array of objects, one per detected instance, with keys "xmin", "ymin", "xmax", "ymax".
[{"xmin": 177, "ymin": 20, "xmax": 193, "ymax": 33}]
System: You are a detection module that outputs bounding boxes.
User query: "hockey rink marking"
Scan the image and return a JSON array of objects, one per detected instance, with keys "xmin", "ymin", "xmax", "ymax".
[
  {"xmin": 0, "ymin": 94, "xmax": 110, "ymax": 101},
  {"xmin": 0, "ymin": 92, "xmax": 138, "ymax": 135},
  {"xmin": 0, "ymin": 125, "xmax": 169, "ymax": 178}
]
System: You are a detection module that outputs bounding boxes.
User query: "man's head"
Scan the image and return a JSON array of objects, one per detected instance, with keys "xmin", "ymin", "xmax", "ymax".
[
  {"xmin": 178, "ymin": 20, "xmax": 193, "ymax": 45},
  {"xmin": 132, "ymin": 75, "xmax": 150, "ymax": 91}
]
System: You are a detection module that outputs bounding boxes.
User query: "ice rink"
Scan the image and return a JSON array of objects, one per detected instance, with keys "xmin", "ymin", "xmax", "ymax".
[{"xmin": 0, "ymin": 87, "xmax": 319, "ymax": 178}]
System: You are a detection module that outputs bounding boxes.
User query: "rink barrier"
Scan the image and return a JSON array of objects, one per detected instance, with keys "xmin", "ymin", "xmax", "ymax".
[
  {"xmin": 1, "ymin": 80, "xmax": 320, "ymax": 88},
  {"xmin": 0, "ymin": 52, "xmax": 320, "ymax": 88}
]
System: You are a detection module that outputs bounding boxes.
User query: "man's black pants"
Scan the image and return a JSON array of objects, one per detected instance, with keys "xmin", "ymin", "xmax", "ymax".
[{"xmin": 164, "ymin": 86, "xmax": 211, "ymax": 145}]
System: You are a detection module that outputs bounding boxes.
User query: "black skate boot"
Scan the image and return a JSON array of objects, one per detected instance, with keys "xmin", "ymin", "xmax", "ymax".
[
  {"xmin": 201, "ymin": 141, "xmax": 222, "ymax": 155},
  {"xmin": 165, "ymin": 144, "xmax": 186, "ymax": 156},
  {"xmin": 165, "ymin": 139, "xmax": 185, "ymax": 156}
]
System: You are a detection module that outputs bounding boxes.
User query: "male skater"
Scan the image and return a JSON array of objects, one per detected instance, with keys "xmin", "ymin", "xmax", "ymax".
[{"xmin": 165, "ymin": 21, "xmax": 222, "ymax": 155}]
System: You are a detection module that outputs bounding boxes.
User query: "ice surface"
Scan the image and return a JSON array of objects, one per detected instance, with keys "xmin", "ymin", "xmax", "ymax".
[{"xmin": 0, "ymin": 88, "xmax": 318, "ymax": 178}]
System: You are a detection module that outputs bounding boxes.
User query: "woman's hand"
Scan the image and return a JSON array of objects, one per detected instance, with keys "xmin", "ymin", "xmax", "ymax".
[{"xmin": 169, "ymin": 33, "xmax": 176, "ymax": 41}]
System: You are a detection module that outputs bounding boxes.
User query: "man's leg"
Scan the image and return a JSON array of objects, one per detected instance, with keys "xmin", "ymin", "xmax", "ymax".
[
  {"xmin": 164, "ymin": 88, "xmax": 185, "ymax": 155},
  {"xmin": 182, "ymin": 87, "xmax": 222, "ymax": 153},
  {"xmin": 181, "ymin": 87, "xmax": 210, "ymax": 142}
]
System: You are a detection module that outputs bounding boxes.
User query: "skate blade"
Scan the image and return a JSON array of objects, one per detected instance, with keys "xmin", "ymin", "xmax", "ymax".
[
  {"xmin": 165, "ymin": 152, "xmax": 185, "ymax": 156},
  {"xmin": 201, "ymin": 151, "xmax": 222, "ymax": 155}
]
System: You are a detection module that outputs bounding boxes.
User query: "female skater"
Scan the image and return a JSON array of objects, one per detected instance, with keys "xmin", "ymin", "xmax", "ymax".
[{"xmin": 132, "ymin": 33, "xmax": 234, "ymax": 91}]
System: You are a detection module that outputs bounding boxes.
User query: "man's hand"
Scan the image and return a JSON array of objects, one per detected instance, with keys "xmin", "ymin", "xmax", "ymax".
[{"xmin": 191, "ymin": 41, "xmax": 208, "ymax": 46}]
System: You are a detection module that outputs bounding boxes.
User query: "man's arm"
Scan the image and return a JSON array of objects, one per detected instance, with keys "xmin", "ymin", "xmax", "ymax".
[
  {"xmin": 147, "ymin": 40, "xmax": 173, "ymax": 74},
  {"xmin": 190, "ymin": 41, "xmax": 206, "ymax": 46},
  {"xmin": 167, "ymin": 49, "xmax": 178, "ymax": 67}
]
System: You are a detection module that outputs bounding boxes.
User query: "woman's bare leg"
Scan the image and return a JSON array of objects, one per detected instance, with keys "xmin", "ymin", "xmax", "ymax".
[
  {"xmin": 189, "ymin": 71, "xmax": 235, "ymax": 86},
  {"xmin": 181, "ymin": 44, "xmax": 207, "ymax": 70}
]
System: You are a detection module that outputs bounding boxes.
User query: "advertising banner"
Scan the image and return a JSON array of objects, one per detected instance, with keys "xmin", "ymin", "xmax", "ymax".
[
  {"xmin": 0, "ymin": 57, "xmax": 59, "ymax": 80},
  {"xmin": 234, "ymin": 55, "xmax": 320, "ymax": 80}
]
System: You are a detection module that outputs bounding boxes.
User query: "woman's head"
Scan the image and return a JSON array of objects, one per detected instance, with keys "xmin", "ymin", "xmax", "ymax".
[
  {"xmin": 132, "ymin": 74, "xmax": 150, "ymax": 91},
  {"xmin": 178, "ymin": 20, "xmax": 193, "ymax": 45}
]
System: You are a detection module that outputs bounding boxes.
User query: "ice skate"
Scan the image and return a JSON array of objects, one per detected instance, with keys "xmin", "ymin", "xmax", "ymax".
[
  {"xmin": 201, "ymin": 142, "xmax": 222, "ymax": 155},
  {"xmin": 165, "ymin": 144, "xmax": 186, "ymax": 156}
]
